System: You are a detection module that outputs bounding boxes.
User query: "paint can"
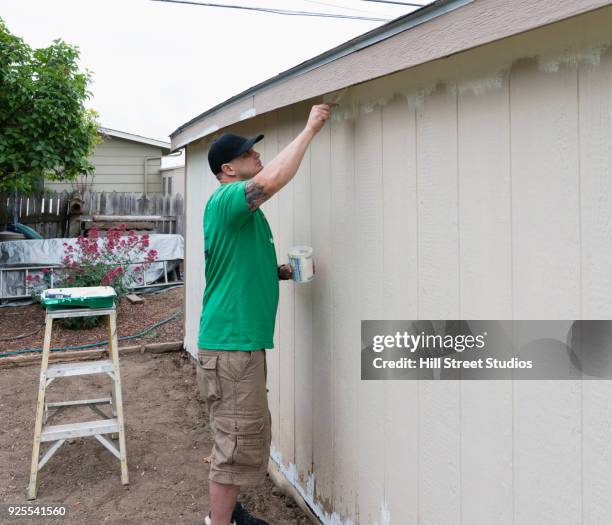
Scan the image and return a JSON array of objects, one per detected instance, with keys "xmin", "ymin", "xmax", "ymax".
[{"xmin": 288, "ymin": 246, "xmax": 314, "ymax": 283}]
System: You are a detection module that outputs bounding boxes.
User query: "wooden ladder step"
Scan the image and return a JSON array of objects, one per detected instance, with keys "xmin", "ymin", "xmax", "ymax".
[
  {"xmin": 46, "ymin": 397, "xmax": 112, "ymax": 408},
  {"xmin": 41, "ymin": 418, "xmax": 119, "ymax": 442},
  {"xmin": 47, "ymin": 359, "xmax": 114, "ymax": 378}
]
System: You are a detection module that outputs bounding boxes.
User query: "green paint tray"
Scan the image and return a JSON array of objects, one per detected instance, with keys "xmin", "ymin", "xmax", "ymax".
[{"xmin": 41, "ymin": 286, "xmax": 117, "ymax": 310}]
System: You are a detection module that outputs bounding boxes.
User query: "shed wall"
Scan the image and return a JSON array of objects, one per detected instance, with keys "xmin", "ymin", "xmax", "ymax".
[{"xmin": 184, "ymin": 8, "xmax": 612, "ymax": 524}]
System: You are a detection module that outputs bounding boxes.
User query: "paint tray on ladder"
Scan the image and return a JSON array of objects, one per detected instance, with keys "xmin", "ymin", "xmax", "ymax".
[{"xmin": 40, "ymin": 286, "xmax": 117, "ymax": 310}]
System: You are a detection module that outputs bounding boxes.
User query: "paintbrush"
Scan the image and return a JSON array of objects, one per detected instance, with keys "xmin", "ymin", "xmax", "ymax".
[{"xmin": 323, "ymin": 87, "xmax": 348, "ymax": 105}]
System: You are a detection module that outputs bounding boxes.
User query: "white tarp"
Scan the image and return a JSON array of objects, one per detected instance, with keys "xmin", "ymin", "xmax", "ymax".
[{"xmin": 0, "ymin": 234, "xmax": 184, "ymax": 303}]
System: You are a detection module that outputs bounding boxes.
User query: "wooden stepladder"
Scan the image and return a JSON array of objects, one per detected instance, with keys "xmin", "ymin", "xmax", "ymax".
[{"xmin": 27, "ymin": 306, "xmax": 129, "ymax": 500}]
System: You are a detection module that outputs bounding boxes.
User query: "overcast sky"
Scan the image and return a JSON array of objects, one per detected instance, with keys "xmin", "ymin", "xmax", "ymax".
[{"xmin": 1, "ymin": 0, "xmax": 424, "ymax": 146}]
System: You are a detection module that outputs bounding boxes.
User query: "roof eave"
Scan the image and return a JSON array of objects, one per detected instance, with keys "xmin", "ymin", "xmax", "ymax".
[
  {"xmin": 99, "ymin": 127, "xmax": 171, "ymax": 154},
  {"xmin": 170, "ymin": 0, "xmax": 612, "ymax": 152},
  {"xmin": 169, "ymin": 0, "xmax": 468, "ymax": 142}
]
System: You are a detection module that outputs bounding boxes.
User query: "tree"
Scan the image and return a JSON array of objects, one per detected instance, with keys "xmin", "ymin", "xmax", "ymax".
[{"xmin": 0, "ymin": 16, "xmax": 100, "ymax": 195}]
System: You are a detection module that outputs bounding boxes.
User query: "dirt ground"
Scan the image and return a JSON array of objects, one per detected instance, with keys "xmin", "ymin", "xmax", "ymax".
[
  {"xmin": 0, "ymin": 292, "xmax": 312, "ymax": 525},
  {"xmin": 0, "ymin": 286, "xmax": 185, "ymax": 357}
]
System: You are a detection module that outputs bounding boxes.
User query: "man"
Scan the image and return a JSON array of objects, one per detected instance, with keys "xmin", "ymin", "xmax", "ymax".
[{"xmin": 198, "ymin": 103, "xmax": 334, "ymax": 525}]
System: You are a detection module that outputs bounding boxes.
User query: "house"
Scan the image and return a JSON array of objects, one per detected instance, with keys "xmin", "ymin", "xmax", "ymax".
[
  {"xmin": 46, "ymin": 127, "xmax": 171, "ymax": 195},
  {"xmin": 171, "ymin": 0, "xmax": 612, "ymax": 523},
  {"xmin": 160, "ymin": 165, "xmax": 185, "ymax": 197}
]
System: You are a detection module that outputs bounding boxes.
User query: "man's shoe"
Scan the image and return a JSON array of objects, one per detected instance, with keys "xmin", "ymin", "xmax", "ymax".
[
  {"xmin": 203, "ymin": 512, "xmax": 236, "ymax": 525},
  {"xmin": 204, "ymin": 502, "xmax": 268, "ymax": 525},
  {"xmin": 231, "ymin": 502, "xmax": 269, "ymax": 525}
]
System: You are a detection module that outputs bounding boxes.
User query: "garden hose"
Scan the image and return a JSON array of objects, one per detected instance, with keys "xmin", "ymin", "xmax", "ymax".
[
  {"xmin": 0, "ymin": 309, "xmax": 183, "ymax": 358},
  {"xmin": 0, "ymin": 323, "xmax": 44, "ymax": 342}
]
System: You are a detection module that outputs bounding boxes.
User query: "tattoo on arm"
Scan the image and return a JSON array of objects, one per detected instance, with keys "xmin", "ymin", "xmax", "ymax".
[{"xmin": 245, "ymin": 180, "xmax": 269, "ymax": 211}]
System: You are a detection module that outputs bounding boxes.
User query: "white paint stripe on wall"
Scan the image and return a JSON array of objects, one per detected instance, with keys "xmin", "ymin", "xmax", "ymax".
[
  {"xmin": 261, "ymin": 111, "xmax": 282, "ymax": 459},
  {"xmin": 458, "ymin": 65, "xmax": 513, "ymax": 525},
  {"xmin": 277, "ymin": 106, "xmax": 297, "ymax": 470},
  {"xmin": 381, "ymin": 93, "xmax": 419, "ymax": 524},
  {"xmin": 510, "ymin": 57, "xmax": 582, "ymax": 525},
  {"xmin": 354, "ymin": 103, "xmax": 385, "ymax": 525},
  {"xmin": 292, "ymin": 101, "xmax": 315, "ymax": 492},
  {"xmin": 330, "ymin": 109, "xmax": 359, "ymax": 520},
  {"xmin": 311, "ymin": 106, "xmax": 335, "ymax": 510},
  {"xmin": 416, "ymin": 83, "xmax": 462, "ymax": 525},
  {"xmin": 580, "ymin": 46, "xmax": 612, "ymax": 525}
]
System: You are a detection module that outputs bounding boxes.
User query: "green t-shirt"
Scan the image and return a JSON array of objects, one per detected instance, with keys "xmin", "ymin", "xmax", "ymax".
[{"xmin": 198, "ymin": 180, "xmax": 279, "ymax": 350}]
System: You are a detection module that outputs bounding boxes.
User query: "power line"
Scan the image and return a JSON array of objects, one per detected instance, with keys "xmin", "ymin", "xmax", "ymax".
[
  {"xmin": 150, "ymin": 0, "xmax": 390, "ymax": 21},
  {"xmin": 301, "ymin": 0, "xmax": 371, "ymax": 14},
  {"xmin": 360, "ymin": 0, "xmax": 426, "ymax": 7}
]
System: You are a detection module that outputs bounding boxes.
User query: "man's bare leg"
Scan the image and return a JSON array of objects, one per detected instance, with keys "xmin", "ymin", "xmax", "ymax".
[{"xmin": 210, "ymin": 480, "xmax": 240, "ymax": 525}]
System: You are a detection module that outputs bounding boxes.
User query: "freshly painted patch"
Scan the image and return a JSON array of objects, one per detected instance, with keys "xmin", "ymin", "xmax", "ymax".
[
  {"xmin": 329, "ymin": 38, "xmax": 612, "ymax": 127},
  {"xmin": 538, "ymin": 42, "xmax": 612, "ymax": 72},
  {"xmin": 240, "ymin": 108, "xmax": 257, "ymax": 121},
  {"xmin": 203, "ymin": 125, "xmax": 219, "ymax": 135}
]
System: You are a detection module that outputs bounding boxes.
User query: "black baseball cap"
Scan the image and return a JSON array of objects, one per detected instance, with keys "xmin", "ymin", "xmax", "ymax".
[{"xmin": 208, "ymin": 132, "xmax": 264, "ymax": 175}]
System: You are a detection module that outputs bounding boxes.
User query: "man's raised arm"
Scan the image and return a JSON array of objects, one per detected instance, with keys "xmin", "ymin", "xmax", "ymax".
[{"xmin": 244, "ymin": 103, "xmax": 334, "ymax": 211}]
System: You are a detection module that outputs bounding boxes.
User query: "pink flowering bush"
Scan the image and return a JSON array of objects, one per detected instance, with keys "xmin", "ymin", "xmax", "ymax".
[
  {"xmin": 27, "ymin": 224, "xmax": 158, "ymax": 328},
  {"xmin": 56, "ymin": 224, "xmax": 158, "ymax": 297}
]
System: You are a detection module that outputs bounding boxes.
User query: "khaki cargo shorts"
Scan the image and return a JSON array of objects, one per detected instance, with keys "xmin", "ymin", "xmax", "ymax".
[{"xmin": 197, "ymin": 348, "xmax": 272, "ymax": 487}]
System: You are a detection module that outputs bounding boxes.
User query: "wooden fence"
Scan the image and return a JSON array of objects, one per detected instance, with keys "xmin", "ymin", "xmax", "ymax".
[{"xmin": 0, "ymin": 191, "xmax": 184, "ymax": 238}]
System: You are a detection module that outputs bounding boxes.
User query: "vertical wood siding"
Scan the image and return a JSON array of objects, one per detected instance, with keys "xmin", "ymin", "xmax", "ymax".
[
  {"xmin": 330, "ymin": 110, "xmax": 359, "ymax": 521},
  {"xmin": 46, "ymin": 137, "xmax": 165, "ymax": 194},
  {"xmin": 293, "ymin": 101, "xmax": 314, "ymax": 493},
  {"xmin": 458, "ymin": 68, "xmax": 513, "ymax": 525},
  {"xmin": 580, "ymin": 46, "xmax": 612, "ymax": 525},
  {"xmin": 381, "ymin": 95, "xmax": 419, "ymax": 525},
  {"xmin": 183, "ymin": 10, "xmax": 612, "ymax": 524}
]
